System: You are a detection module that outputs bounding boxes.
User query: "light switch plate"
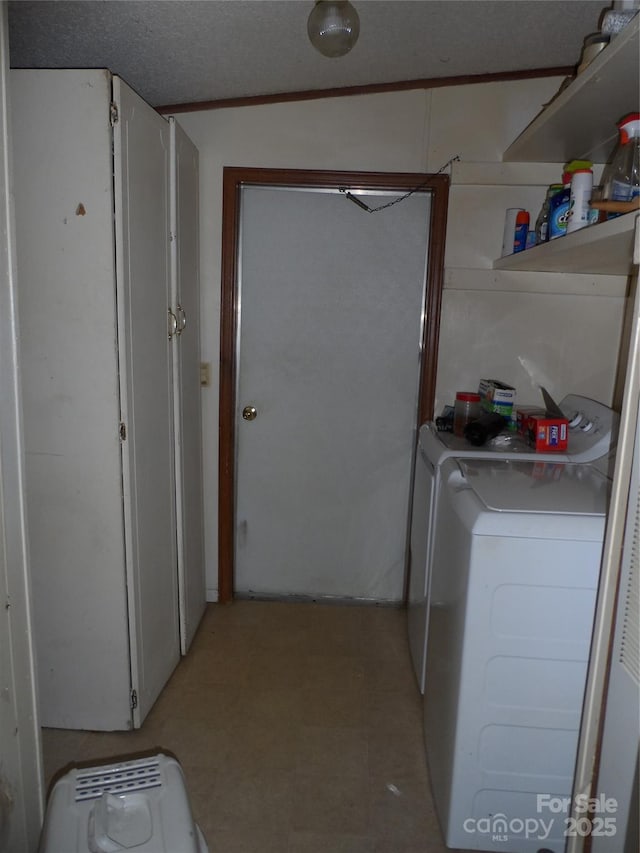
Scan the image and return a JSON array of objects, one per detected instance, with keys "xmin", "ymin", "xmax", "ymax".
[{"xmin": 200, "ymin": 362, "xmax": 211, "ymax": 387}]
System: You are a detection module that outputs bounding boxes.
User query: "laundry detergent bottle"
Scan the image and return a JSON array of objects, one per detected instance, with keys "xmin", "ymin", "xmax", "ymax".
[
  {"xmin": 548, "ymin": 172, "xmax": 571, "ymax": 239},
  {"xmin": 535, "ymin": 183, "xmax": 563, "ymax": 244},
  {"xmin": 548, "ymin": 160, "xmax": 593, "ymax": 239},
  {"xmin": 601, "ymin": 112, "xmax": 640, "ymax": 213}
]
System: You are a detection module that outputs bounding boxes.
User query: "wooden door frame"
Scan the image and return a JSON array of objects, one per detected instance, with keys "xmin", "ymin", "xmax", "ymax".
[{"xmin": 218, "ymin": 167, "xmax": 449, "ymax": 603}]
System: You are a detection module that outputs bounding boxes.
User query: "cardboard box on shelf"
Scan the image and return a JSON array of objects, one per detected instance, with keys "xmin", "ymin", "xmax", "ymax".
[
  {"xmin": 516, "ymin": 405, "xmax": 546, "ymax": 435},
  {"xmin": 526, "ymin": 413, "xmax": 569, "ymax": 452},
  {"xmin": 478, "ymin": 379, "xmax": 516, "ymax": 421}
]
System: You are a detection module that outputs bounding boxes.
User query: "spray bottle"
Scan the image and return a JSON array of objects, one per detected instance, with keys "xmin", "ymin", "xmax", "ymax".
[{"xmin": 601, "ymin": 112, "xmax": 640, "ymax": 216}]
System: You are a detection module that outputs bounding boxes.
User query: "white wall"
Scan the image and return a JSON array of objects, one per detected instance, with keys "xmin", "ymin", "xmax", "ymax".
[
  {"xmin": 177, "ymin": 78, "xmax": 628, "ymax": 600},
  {"xmin": 428, "ymin": 81, "xmax": 627, "ymax": 412}
]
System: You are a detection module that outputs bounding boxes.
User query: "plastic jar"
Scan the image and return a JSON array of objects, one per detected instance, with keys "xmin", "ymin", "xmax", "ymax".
[{"xmin": 454, "ymin": 392, "xmax": 481, "ymax": 437}]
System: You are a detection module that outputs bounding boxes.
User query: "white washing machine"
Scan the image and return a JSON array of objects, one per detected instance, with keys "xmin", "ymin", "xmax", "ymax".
[
  {"xmin": 423, "ymin": 455, "xmax": 611, "ymax": 853},
  {"xmin": 407, "ymin": 394, "xmax": 617, "ymax": 693}
]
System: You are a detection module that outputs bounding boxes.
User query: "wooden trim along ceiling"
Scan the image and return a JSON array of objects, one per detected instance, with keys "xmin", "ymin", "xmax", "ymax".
[
  {"xmin": 158, "ymin": 65, "xmax": 573, "ymax": 114},
  {"xmin": 218, "ymin": 167, "xmax": 449, "ymax": 603}
]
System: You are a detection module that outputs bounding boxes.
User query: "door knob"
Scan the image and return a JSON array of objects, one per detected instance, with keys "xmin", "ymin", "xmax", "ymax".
[{"xmin": 242, "ymin": 405, "xmax": 257, "ymax": 421}]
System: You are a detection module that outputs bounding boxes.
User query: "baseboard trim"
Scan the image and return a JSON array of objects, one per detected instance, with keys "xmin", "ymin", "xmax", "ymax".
[{"xmin": 233, "ymin": 591, "xmax": 403, "ymax": 608}]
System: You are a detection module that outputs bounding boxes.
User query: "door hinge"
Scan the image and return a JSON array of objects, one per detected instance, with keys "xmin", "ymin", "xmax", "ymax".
[
  {"xmin": 119, "ymin": 422, "xmax": 127, "ymax": 441},
  {"xmin": 110, "ymin": 102, "xmax": 119, "ymax": 126},
  {"xmin": 130, "ymin": 689, "xmax": 138, "ymax": 710}
]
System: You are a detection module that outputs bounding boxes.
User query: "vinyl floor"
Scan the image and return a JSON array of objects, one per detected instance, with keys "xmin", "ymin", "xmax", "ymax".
[{"xmin": 42, "ymin": 600, "xmax": 467, "ymax": 853}]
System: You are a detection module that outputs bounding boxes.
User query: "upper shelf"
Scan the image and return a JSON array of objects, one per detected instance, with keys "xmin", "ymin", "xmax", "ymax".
[
  {"xmin": 503, "ymin": 16, "xmax": 640, "ymax": 163},
  {"xmin": 493, "ymin": 212, "xmax": 639, "ymax": 275}
]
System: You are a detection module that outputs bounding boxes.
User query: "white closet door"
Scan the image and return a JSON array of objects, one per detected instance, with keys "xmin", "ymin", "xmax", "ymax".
[
  {"xmin": 591, "ymin": 343, "xmax": 640, "ymax": 853},
  {"xmin": 170, "ymin": 118, "xmax": 206, "ymax": 653},
  {"xmin": 592, "ymin": 434, "xmax": 640, "ymax": 853},
  {"xmin": 113, "ymin": 78, "xmax": 179, "ymax": 725},
  {"xmin": 12, "ymin": 69, "xmax": 133, "ymax": 730}
]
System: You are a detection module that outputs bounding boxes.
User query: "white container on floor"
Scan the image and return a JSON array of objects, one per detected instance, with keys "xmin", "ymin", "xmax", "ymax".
[{"xmin": 38, "ymin": 753, "xmax": 208, "ymax": 852}]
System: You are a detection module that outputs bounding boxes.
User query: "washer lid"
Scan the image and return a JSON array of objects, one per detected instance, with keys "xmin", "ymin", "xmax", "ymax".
[
  {"xmin": 418, "ymin": 422, "xmax": 572, "ymax": 466},
  {"xmin": 458, "ymin": 459, "xmax": 610, "ymax": 516}
]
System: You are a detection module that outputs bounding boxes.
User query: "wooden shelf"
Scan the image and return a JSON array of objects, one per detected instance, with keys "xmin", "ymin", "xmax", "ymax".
[
  {"xmin": 503, "ymin": 16, "xmax": 639, "ymax": 164},
  {"xmin": 451, "ymin": 162, "xmax": 563, "ymax": 186},
  {"xmin": 494, "ymin": 212, "xmax": 639, "ymax": 275}
]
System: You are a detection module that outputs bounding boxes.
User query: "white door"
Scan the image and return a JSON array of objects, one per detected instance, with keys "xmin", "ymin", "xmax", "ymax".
[
  {"xmin": 591, "ymin": 374, "xmax": 640, "ymax": 853},
  {"xmin": 0, "ymin": 10, "xmax": 43, "ymax": 844},
  {"xmin": 113, "ymin": 78, "xmax": 180, "ymax": 725},
  {"xmin": 13, "ymin": 69, "xmax": 134, "ymax": 731},
  {"xmin": 235, "ymin": 185, "xmax": 431, "ymax": 601},
  {"xmin": 170, "ymin": 118, "xmax": 206, "ymax": 653},
  {"xmin": 592, "ymin": 425, "xmax": 640, "ymax": 853}
]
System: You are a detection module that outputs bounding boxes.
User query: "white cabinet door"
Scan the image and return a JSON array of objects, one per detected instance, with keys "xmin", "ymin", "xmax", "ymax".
[
  {"xmin": 113, "ymin": 78, "xmax": 180, "ymax": 725},
  {"xmin": 170, "ymin": 118, "xmax": 206, "ymax": 653},
  {"xmin": 12, "ymin": 69, "xmax": 133, "ymax": 731}
]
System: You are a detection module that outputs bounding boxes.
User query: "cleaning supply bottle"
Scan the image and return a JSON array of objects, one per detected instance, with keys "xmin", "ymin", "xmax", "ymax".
[
  {"xmin": 567, "ymin": 168, "xmax": 593, "ymax": 233},
  {"xmin": 601, "ymin": 112, "xmax": 640, "ymax": 215},
  {"xmin": 513, "ymin": 210, "xmax": 530, "ymax": 252},
  {"xmin": 548, "ymin": 172, "xmax": 571, "ymax": 239},
  {"xmin": 535, "ymin": 184, "xmax": 563, "ymax": 244},
  {"xmin": 548, "ymin": 160, "xmax": 593, "ymax": 239}
]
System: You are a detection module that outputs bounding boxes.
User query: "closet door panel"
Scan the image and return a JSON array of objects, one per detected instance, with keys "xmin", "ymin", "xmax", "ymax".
[
  {"xmin": 113, "ymin": 77, "xmax": 179, "ymax": 725},
  {"xmin": 171, "ymin": 118, "xmax": 206, "ymax": 653},
  {"xmin": 11, "ymin": 70, "xmax": 132, "ymax": 730}
]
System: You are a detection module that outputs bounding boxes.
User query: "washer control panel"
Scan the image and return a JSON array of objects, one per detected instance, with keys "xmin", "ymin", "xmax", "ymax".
[{"xmin": 559, "ymin": 394, "xmax": 619, "ymax": 462}]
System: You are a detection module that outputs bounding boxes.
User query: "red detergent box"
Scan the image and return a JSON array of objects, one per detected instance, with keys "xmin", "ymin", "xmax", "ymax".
[
  {"xmin": 516, "ymin": 406, "xmax": 546, "ymax": 436},
  {"xmin": 526, "ymin": 413, "xmax": 569, "ymax": 452}
]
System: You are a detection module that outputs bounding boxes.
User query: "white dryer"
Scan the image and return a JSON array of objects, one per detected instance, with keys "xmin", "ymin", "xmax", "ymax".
[
  {"xmin": 407, "ymin": 394, "xmax": 617, "ymax": 693},
  {"xmin": 423, "ymin": 456, "xmax": 611, "ymax": 853}
]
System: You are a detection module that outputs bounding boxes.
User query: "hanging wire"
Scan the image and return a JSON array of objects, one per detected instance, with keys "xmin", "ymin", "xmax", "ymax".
[{"xmin": 340, "ymin": 154, "xmax": 460, "ymax": 213}]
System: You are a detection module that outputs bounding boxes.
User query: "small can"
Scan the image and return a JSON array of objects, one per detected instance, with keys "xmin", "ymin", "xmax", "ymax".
[
  {"xmin": 501, "ymin": 208, "xmax": 524, "ymax": 256},
  {"xmin": 513, "ymin": 210, "xmax": 530, "ymax": 253},
  {"xmin": 567, "ymin": 168, "xmax": 593, "ymax": 233}
]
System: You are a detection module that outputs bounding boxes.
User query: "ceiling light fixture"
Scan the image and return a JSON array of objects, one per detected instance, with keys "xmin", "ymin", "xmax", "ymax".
[{"xmin": 307, "ymin": 1, "xmax": 360, "ymax": 58}]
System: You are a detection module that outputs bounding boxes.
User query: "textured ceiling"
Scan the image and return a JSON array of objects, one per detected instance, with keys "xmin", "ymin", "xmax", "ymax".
[{"xmin": 8, "ymin": 0, "xmax": 606, "ymax": 108}]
